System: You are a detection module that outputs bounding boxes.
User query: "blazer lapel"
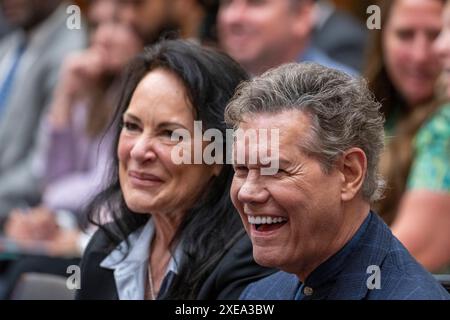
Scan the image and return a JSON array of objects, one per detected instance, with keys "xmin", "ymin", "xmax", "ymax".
[{"xmin": 81, "ymin": 251, "xmax": 119, "ymax": 300}]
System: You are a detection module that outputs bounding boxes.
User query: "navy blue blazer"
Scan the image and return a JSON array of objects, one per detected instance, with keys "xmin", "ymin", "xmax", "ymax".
[{"xmin": 240, "ymin": 212, "xmax": 450, "ymax": 300}]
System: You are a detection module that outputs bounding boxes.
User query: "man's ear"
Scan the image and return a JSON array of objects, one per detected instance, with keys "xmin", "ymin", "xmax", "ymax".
[
  {"xmin": 338, "ymin": 148, "xmax": 367, "ymax": 202},
  {"xmin": 291, "ymin": 0, "xmax": 314, "ymax": 39}
]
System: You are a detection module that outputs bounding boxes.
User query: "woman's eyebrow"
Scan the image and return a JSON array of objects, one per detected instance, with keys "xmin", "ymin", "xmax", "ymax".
[
  {"xmin": 123, "ymin": 112, "xmax": 141, "ymax": 123},
  {"xmin": 156, "ymin": 121, "xmax": 189, "ymax": 130}
]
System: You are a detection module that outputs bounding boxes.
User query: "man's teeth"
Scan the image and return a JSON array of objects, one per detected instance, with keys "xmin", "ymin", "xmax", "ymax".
[{"xmin": 248, "ymin": 216, "xmax": 287, "ymax": 224}]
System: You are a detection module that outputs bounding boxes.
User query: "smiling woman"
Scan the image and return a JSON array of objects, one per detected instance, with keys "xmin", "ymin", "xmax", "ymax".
[
  {"xmin": 365, "ymin": 0, "xmax": 445, "ymax": 225},
  {"xmin": 117, "ymin": 68, "xmax": 220, "ymax": 217},
  {"xmin": 76, "ymin": 39, "xmax": 275, "ymax": 300},
  {"xmin": 364, "ymin": 0, "xmax": 450, "ymax": 273},
  {"xmin": 387, "ymin": 0, "xmax": 450, "ymax": 273}
]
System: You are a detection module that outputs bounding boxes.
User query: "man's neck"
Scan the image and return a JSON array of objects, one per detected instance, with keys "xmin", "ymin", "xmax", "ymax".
[{"xmin": 294, "ymin": 201, "xmax": 371, "ymax": 282}]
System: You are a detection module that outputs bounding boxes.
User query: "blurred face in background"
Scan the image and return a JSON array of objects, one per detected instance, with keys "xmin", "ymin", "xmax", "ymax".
[
  {"xmin": 434, "ymin": 2, "xmax": 450, "ymax": 97},
  {"xmin": 0, "ymin": 0, "xmax": 60, "ymax": 30},
  {"xmin": 90, "ymin": 21, "xmax": 143, "ymax": 73},
  {"xmin": 117, "ymin": 0, "xmax": 171, "ymax": 44},
  {"xmin": 87, "ymin": 0, "xmax": 142, "ymax": 74},
  {"xmin": 88, "ymin": 0, "xmax": 118, "ymax": 30},
  {"xmin": 382, "ymin": 0, "xmax": 443, "ymax": 107},
  {"xmin": 217, "ymin": 0, "xmax": 313, "ymax": 75}
]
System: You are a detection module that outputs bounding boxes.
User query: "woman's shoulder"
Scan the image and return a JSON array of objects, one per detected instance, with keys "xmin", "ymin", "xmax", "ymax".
[
  {"xmin": 417, "ymin": 103, "xmax": 450, "ymax": 141},
  {"xmin": 210, "ymin": 231, "xmax": 257, "ymax": 270},
  {"xmin": 408, "ymin": 103, "xmax": 450, "ymax": 191},
  {"xmin": 76, "ymin": 224, "xmax": 121, "ymax": 300},
  {"xmin": 222, "ymin": 231, "xmax": 256, "ymax": 260},
  {"xmin": 82, "ymin": 224, "xmax": 121, "ymax": 257}
]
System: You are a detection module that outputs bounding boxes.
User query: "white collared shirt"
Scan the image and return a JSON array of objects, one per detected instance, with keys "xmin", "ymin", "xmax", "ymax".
[{"xmin": 100, "ymin": 218, "xmax": 183, "ymax": 300}]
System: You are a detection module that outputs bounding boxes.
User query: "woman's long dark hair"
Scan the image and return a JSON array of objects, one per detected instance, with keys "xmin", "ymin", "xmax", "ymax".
[{"xmin": 86, "ymin": 39, "xmax": 249, "ymax": 299}]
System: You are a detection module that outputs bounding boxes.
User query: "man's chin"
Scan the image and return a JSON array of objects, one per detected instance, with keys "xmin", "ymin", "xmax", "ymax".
[{"xmin": 253, "ymin": 248, "xmax": 282, "ymax": 269}]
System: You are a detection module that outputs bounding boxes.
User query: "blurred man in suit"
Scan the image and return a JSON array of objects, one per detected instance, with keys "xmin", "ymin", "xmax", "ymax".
[
  {"xmin": 217, "ymin": 0, "xmax": 355, "ymax": 76},
  {"xmin": 310, "ymin": 0, "xmax": 368, "ymax": 72},
  {"xmin": 225, "ymin": 62, "xmax": 450, "ymax": 300},
  {"xmin": 0, "ymin": 0, "xmax": 86, "ymax": 224}
]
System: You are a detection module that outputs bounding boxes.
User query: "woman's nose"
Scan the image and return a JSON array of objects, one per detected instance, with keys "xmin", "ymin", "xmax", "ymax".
[{"xmin": 130, "ymin": 135, "xmax": 157, "ymax": 163}]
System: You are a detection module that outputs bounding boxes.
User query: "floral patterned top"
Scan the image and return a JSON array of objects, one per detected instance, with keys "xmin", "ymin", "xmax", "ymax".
[{"xmin": 407, "ymin": 103, "xmax": 450, "ymax": 191}]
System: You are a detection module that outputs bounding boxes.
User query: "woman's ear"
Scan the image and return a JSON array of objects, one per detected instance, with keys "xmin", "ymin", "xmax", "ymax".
[{"xmin": 338, "ymin": 148, "xmax": 367, "ymax": 202}]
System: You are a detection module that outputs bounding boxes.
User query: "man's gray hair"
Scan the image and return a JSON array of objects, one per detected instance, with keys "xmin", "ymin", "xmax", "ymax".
[{"xmin": 225, "ymin": 62, "xmax": 385, "ymax": 202}]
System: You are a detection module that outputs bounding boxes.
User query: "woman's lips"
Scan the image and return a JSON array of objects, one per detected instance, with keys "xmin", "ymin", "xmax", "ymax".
[{"xmin": 128, "ymin": 170, "xmax": 164, "ymax": 187}]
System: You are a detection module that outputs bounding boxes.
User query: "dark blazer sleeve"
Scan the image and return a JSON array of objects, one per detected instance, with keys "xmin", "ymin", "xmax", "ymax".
[
  {"xmin": 75, "ymin": 227, "xmax": 118, "ymax": 300},
  {"xmin": 196, "ymin": 233, "xmax": 276, "ymax": 300}
]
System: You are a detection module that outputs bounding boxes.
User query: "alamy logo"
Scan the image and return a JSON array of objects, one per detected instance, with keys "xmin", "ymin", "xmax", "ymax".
[
  {"xmin": 366, "ymin": 265, "xmax": 381, "ymax": 290},
  {"xmin": 66, "ymin": 5, "xmax": 81, "ymax": 30},
  {"xmin": 66, "ymin": 265, "xmax": 81, "ymax": 290},
  {"xmin": 366, "ymin": 5, "xmax": 381, "ymax": 30},
  {"xmin": 170, "ymin": 121, "xmax": 280, "ymax": 175}
]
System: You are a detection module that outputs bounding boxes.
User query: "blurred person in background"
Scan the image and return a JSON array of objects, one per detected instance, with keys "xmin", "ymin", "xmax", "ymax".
[
  {"xmin": 217, "ymin": 0, "xmax": 356, "ymax": 76},
  {"xmin": 0, "ymin": 7, "xmax": 13, "ymax": 39},
  {"xmin": 197, "ymin": 0, "xmax": 221, "ymax": 46},
  {"xmin": 435, "ymin": 2, "xmax": 450, "ymax": 97},
  {"xmin": 117, "ymin": 0, "xmax": 219, "ymax": 46},
  {"xmin": 170, "ymin": 0, "xmax": 225, "ymax": 46},
  {"xmin": 87, "ymin": 0, "xmax": 118, "ymax": 29},
  {"xmin": 365, "ymin": 0, "xmax": 450, "ymax": 272},
  {"xmin": 0, "ymin": 0, "xmax": 87, "ymax": 223},
  {"xmin": 76, "ymin": 39, "xmax": 275, "ymax": 300},
  {"xmin": 169, "ymin": 0, "xmax": 206, "ymax": 40},
  {"xmin": 0, "ymin": 0, "xmax": 143, "ymax": 299},
  {"xmin": 117, "ymin": 0, "xmax": 173, "ymax": 44},
  {"xmin": 4, "ymin": 0, "xmax": 143, "ymax": 258},
  {"xmin": 310, "ymin": 0, "xmax": 368, "ymax": 72},
  {"xmin": 417, "ymin": 0, "xmax": 450, "ymax": 273}
]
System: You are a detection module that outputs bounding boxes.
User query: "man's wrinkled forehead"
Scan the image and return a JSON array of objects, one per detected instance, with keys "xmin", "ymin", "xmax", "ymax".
[
  {"xmin": 233, "ymin": 126, "xmax": 279, "ymax": 154},
  {"xmin": 232, "ymin": 109, "xmax": 312, "ymax": 153}
]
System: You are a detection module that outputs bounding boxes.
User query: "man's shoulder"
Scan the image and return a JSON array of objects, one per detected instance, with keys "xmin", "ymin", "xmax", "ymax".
[
  {"xmin": 240, "ymin": 271, "xmax": 299, "ymax": 300},
  {"xmin": 372, "ymin": 237, "xmax": 450, "ymax": 300},
  {"xmin": 358, "ymin": 217, "xmax": 450, "ymax": 300}
]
